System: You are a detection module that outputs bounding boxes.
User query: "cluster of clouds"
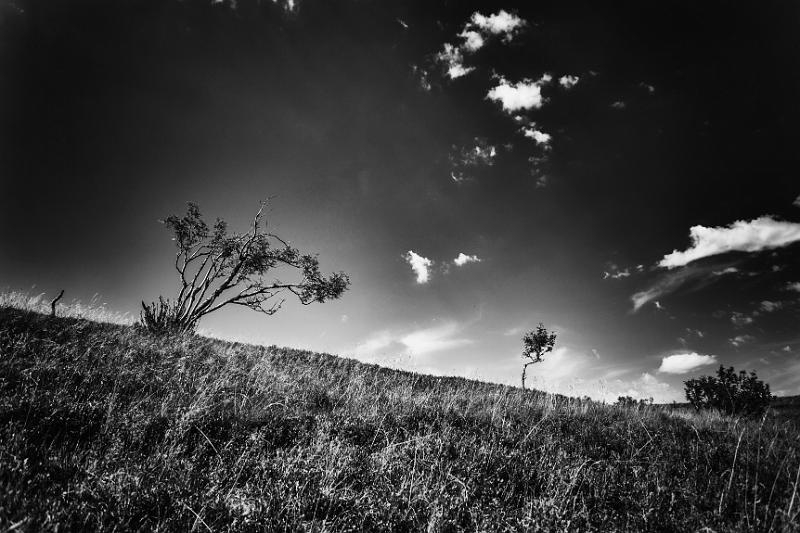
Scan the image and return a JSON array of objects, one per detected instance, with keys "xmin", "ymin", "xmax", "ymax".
[
  {"xmin": 430, "ymin": 10, "xmax": 583, "ymax": 184},
  {"xmin": 726, "ymin": 297, "xmax": 790, "ymax": 329},
  {"xmin": 449, "ymin": 137, "xmax": 498, "ymax": 183},
  {"xmin": 603, "ymin": 263, "xmax": 644, "ymax": 280},
  {"xmin": 436, "ymin": 10, "xmax": 527, "ymax": 80},
  {"xmin": 403, "ymin": 250, "xmax": 482, "ymax": 284}
]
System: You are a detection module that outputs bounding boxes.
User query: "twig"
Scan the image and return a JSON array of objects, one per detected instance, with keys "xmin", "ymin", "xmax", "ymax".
[
  {"xmin": 787, "ymin": 459, "xmax": 800, "ymax": 521},
  {"xmin": 719, "ymin": 429, "xmax": 745, "ymax": 515},
  {"xmin": 182, "ymin": 503, "xmax": 213, "ymax": 533}
]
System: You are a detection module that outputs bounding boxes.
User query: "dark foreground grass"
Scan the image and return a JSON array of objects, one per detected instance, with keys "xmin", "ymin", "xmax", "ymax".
[{"xmin": 1, "ymin": 304, "xmax": 799, "ymax": 532}]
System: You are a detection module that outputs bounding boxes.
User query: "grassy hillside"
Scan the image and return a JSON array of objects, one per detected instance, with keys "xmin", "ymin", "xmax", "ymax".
[{"xmin": 1, "ymin": 303, "xmax": 799, "ymax": 532}]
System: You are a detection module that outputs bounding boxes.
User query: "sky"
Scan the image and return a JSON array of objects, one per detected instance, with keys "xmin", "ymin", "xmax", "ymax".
[{"xmin": 2, "ymin": 0, "xmax": 800, "ymax": 402}]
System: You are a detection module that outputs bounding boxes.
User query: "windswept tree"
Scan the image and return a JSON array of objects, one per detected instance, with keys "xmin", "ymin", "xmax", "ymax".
[
  {"xmin": 521, "ymin": 323, "xmax": 557, "ymax": 390},
  {"xmin": 141, "ymin": 202, "xmax": 350, "ymax": 334}
]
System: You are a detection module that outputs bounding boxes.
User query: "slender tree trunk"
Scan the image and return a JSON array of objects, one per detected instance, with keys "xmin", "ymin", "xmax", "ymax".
[
  {"xmin": 50, "ymin": 290, "xmax": 64, "ymax": 317},
  {"xmin": 521, "ymin": 362, "xmax": 531, "ymax": 390}
]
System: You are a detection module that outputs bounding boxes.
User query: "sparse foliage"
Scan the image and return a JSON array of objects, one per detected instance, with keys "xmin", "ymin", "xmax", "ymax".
[
  {"xmin": 140, "ymin": 202, "xmax": 350, "ymax": 334},
  {"xmin": 684, "ymin": 365, "xmax": 773, "ymax": 416},
  {"xmin": 521, "ymin": 323, "xmax": 557, "ymax": 389}
]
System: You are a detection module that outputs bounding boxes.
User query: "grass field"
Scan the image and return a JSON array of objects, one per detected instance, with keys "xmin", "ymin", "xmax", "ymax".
[{"xmin": 1, "ymin": 297, "xmax": 799, "ymax": 531}]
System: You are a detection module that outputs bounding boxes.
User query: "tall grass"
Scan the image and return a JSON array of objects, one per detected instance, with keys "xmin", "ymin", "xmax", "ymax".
[{"xmin": 1, "ymin": 299, "xmax": 799, "ymax": 531}]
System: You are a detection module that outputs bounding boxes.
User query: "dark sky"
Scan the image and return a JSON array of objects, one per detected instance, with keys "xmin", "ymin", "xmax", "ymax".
[{"xmin": 2, "ymin": 0, "xmax": 799, "ymax": 401}]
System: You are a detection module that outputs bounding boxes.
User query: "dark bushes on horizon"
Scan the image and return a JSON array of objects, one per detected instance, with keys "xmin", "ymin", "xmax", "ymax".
[{"xmin": 685, "ymin": 365, "xmax": 773, "ymax": 416}]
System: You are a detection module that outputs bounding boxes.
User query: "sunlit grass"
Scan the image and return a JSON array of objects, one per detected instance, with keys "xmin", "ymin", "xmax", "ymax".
[{"xmin": 1, "ymin": 297, "xmax": 799, "ymax": 531}]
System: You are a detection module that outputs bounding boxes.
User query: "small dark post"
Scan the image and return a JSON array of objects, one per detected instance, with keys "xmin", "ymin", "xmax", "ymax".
[{"xmin": 50, "ymin": 289, "xmax": 64, "ymax": 317}]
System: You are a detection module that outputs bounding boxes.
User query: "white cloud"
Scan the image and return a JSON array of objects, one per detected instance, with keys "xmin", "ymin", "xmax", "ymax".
[
  {"xmin": 436, "ymin": 43, "xmax": 474, "ymax": 80},
  {"xmin": 469, "ymin": 10, "xmax": 526, "ymax": 40},
  {"xmin": 454, "ymin": 252, "xmax": 481, "ymax": 266},
  {"xmin": 639, "ymin": 82, "xmax": 655, "ymax": 94},
  {"xmin": 521, "ymin": 127, "xmax": 552, "ymax": 148},
  {"xmin": 603, "ymin": 264, "xmax": 631, "ymax": 280},
  {"xmin": 658, "ymin": 352, "xmax": 717, "ymax": 374},
  {"xmin": 658, "ymin": 216, "xmax": 800, "ymax": 269},
  {"xmin": 400, "ymin": 322, "xmax": 473, "ymax": 356},
  {"xmin": 760, "ymin": 300, "xmax": 783, "ymax": 313},
  {"xmin": 558, "ymin": 75, "xmax": 580, "ymax": 89},
  {"xmin": 712, "ymin": 266, "xmax": 739, "ymax": 276},
  {"xmin": 787, "ymin": 282, "xmax": 800, "ymax": 292},
  {"xmin": 610, "ymin": 101, "xmax": 626, "ymax": 109},
  {"xmin": 458, "ymin": 29, "xmax": 485, "ymax": 52},
  {"xmin": 794, "ymin": 194, "xmax": 800, "ymax": 208},
  {"xmin": 731, "ymin": 312, "xmax": 754, "ymax": 327},
  {"xmin": 487, "ymin": 75, "xmax": 551, "ymax": 113},
  {"xmin": 403, "ymin": 250, "xmax": 433, "ymax": 284},
  {"xmin": 730, "ymin": 334, "xmax": 755, "ymax": 347}
]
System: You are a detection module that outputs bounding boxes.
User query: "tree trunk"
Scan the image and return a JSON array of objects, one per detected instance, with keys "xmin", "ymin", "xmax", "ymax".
[{"xmin": 521, "ymin": 362, "xmax": 530, "ymax": 390}]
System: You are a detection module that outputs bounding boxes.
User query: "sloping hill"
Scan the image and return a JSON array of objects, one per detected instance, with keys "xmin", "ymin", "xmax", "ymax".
[{"xmin": 1, "ymin": 305, "xmax": 799, "ymax": 532}]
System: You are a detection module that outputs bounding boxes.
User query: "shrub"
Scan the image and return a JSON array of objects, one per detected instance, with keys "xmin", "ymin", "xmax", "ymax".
[{"xmin": 684, "ymin": 365, "xmax": 773, "ymax": 416}]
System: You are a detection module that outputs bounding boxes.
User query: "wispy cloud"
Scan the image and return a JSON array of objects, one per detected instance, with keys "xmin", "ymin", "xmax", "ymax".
[
  {"xmin": 436, "ymin": 43, "xmax": 474, "ymax": 80},
  {"xmin": 730, "ymin": 311, "xmax": 754, "ymax": 327},
  {"xmin": 452, "ymin": 138, "xmax": 496, "ymax": 166},
  {"xmin": 453, "ymin": 253, "xmax": 481, "ymax": 266},
  {"xmin": 400, "ymin": 322, "xmax": 473, "ymax": 356},
  {"xmin": 787, "ymin": 281, "xmax": 800, "ymax": 293},
  {"xmin": 631, "ymin": 265, "xmax": 704, "ymax": 311},
  {"xmin": 603, "ymin": 263, "xmax": 632, "ymax": 280},
  {"xmin": 403, "ymin": 250, "xmax": 433, "ymax": 284},
  {"xmin": 658, "ymin": 352, "xmax": 717, "ymax": 374},
  {"xmin": 730, "ymin": 334, "xmax": 755, "ymax": 347},
  {"xmin": 794, "ymin": 194, "xmax": 800, "ymax": 208},
  {"xmin": 487, "ymin": 74, "xmax": 551, "ymax": 113},
  {"xmin": 353, "ymin": 322, "xmax": 473, "ymax": 360},
  {"xmin": 760, "ymin": 300, "xmax": 783, "ymax": 313},
  {"xmin": 658, "ymin": 216, "xmax": 800, "ymax": 269},
  {"xmin": 610, "ymin": 100, "xmax": 626, "ymax": 109},
  {"xmin": 639, "ymin": 82, "xmax": 656, "ymax": 94},
  {"xmin": 712, "ymin": 266, "xmax": 739, "ymax": 276}
]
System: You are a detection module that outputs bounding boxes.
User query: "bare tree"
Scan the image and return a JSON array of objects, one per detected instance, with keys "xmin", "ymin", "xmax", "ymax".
[
  {"xmin": 141, "ymin": 202, "xmax": 350, "ymax": 333},
  {"xmin": 521, "ymin": 323, "xmax": 557, "ymax": 390}
]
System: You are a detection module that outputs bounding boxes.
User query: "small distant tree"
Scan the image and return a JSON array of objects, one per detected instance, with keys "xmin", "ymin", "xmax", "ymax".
[
  {"xmin": 616, "ymin": 396, "xmax": 653, "ymax": 408},
  {"xmin": 140, "ymin": 202, "xmax": 350, "ymax": 334},
  {"xmin": 684, "ymin": 365, "xmax": 773, "ymax": 416},
  {"xmin": 521, "ymin": 323, "xmax": 557, "ymax": 390}
]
